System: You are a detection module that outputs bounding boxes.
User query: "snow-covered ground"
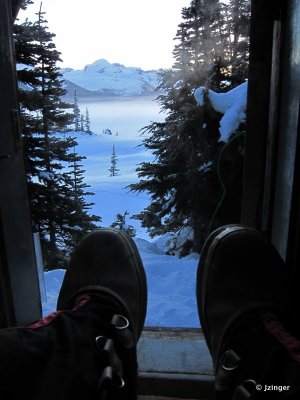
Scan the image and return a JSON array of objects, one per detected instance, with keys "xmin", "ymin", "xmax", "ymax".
[
  {"xmin": 42, "ymin": 95, "xmax": 200, "ymax": 328},
  {"xmin": 43, "ymin": 239, "xmax": 199, "ymax": 328},
  {"xmin": 42, "ymin": 82, "xmax": 247, "ymax": 327}
]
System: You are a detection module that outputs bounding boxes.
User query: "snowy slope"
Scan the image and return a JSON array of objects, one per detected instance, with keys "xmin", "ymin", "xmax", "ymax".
[
  {"xmin": 43, "ymin": 239, "xmax": 199, "ymax": 328},
  {"xmin": 71, "ymin": 117, "xmax": 156, "ymax": 237},
  {"xmin": 40, "ymin": 96, "xmax": 202, "ymax": 328},
  {"xmin": 62, "ymin": 59, "xmax": 160, "ymax": 97}
]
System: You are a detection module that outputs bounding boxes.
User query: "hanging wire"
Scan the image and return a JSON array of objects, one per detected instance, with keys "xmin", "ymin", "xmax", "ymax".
[{"xmin": 208, "ymin": 130, "xmax": 246, "ymax": 234}]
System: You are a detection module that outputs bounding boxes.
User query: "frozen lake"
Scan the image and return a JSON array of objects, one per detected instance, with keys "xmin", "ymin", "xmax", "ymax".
[{"xmin": 79, "ymin": 95, "xmax": 164, "ymax": 137}]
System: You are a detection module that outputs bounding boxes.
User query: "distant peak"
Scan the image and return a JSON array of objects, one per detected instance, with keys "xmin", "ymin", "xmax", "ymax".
[
  {"xmin": 93, "ymin": 58, "xmax": 111, "ymax": 66},
  {"xmin": 84, "ymin": 59, "xmax": 111, "ymax": 71}
]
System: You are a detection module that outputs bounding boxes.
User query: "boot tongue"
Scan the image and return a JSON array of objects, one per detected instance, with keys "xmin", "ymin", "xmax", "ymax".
[
  {"xmin": 214, "ymin": 309, "xmax": 299, "ymax": 399},
  {"xmin": 212, "ymin": 303, "xmax": 285, "ymax": 366},
  {"xmin": 213, "ymin": 313, "xmax": 270, "ymax": 398},
  {"xmin": 214, "ymin": 304, "xmax": 286, "ymax": 372}
]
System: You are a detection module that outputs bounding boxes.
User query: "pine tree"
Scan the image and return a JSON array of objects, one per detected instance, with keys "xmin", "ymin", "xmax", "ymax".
[
  {"xmin": 131, "ymin": 0, "xmax": 223, "ymax": 252},
  {"xmin": 130, "ymin": 0, "xmax": 249, "ymax": 254},
  {"xmin": 14, "ymin": 3, "xmax": 101, "ymax": 269},
  {"xmin": 226, "ymin": 0, "xmax": 251, "ymax": 85},
  {"xmin": 73, "ymin": 89, "xmax": 80, "ymax": 131},
  {"xmin": 207, "ymin": 0, "xmax": 251, "ymax": 88},
  {"xmin": 63, "ymin": 146, "xmax": 101, "ymax": 249},
  {"xmin": 109, "ymin": 145, "xmax": 119, "ymax": 177},
  {"xmin": 80, "ymin": 114, "xmax": 84, "ymax": 131},
  {"xmin": 110, "ymin": 211, "xmax": 136, "ymax": 237},
  {"xmin": 84, "ymin": 107, "xmax": 91, "ymax": 134}
]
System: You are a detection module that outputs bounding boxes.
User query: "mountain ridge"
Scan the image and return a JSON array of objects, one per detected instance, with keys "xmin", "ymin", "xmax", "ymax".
[{"xmin": 62, "ymin": 58, "xmax": 160, "ymax": 98}]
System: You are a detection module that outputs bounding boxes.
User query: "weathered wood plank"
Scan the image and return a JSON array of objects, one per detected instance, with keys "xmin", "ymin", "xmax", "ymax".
[
  {"xmin": 138, "ymin": 328, "xmax": 213, "ymax": 375},
  {"xmin": 137, "ymin": 328, "xmax": 214, "ymax": 399},
  {"xmin": 139, "ymin": 396, "xmax": 198, "ymax": 400}
]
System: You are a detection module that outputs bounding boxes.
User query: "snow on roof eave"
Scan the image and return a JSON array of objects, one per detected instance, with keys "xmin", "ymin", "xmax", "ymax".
[{"xmin": 194, "ymin": 82, "xmax": 248, "ymax": 142}]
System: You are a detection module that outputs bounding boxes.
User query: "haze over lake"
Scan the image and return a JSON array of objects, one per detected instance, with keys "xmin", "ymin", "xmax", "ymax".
[{"xmin": 78, "ymin": 95, "xmax": 164, "ymax": 137}]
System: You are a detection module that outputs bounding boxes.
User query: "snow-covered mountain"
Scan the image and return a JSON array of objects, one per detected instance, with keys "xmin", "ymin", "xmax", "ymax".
[{"xmin": 62, "ymin": 59, "xmax": 160, "ymax": 97}]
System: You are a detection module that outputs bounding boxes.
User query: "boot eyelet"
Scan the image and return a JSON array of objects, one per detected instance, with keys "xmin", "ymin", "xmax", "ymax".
[
  {"xmin": 112, "ymin": 314, "xmax": 130, "ymax": 330},
  {"xmin": 95, "ymin": 335, "xmax": 108, "ymax": 351},
  {"xmin": 98, "ymin": 366, "xmax": 125, "ymax": 392},
  {"xmin": 221, "ymin": 349, "xmax": 241, "ymax": 371},
  {"xmin": 233, "ymin": 379, "xmax": 257, "ymax": 398},
  {"xmin": 111, "ymin": 370, "xmax": 125, "ymax": 389}
]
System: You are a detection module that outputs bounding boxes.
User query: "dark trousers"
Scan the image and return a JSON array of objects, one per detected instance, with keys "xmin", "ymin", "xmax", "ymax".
[
  {"xmin": 0, "ymin": 293, "xmax": 137, "ymax": 400},
  {"xmin": 1, "ymin": 297, "xmax": 300, "ymax": 399}
]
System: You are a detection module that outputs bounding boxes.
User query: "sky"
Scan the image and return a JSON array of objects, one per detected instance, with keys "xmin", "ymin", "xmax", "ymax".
[{"xmin": 18, "ymin": 0, "xmax": 190, "ymax": 71}]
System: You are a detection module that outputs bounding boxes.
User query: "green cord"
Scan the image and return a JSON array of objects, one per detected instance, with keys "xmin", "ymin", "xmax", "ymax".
[{"xmin": 208, "ymin": 131, "xmax": 245, "ymax": 234}]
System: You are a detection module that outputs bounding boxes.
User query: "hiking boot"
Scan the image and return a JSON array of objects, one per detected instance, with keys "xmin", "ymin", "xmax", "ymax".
[
  {"xmin": 57, "ymin": 228, "xmax": 147, "ymax": 341},
  {"xmin": 196, "ymin": 225, "xmax": 289, "ymax": 372}
]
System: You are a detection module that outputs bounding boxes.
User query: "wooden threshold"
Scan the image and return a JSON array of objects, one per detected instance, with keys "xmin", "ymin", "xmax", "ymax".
[
  {"xmin": 139, "ymin": 396, "xmax": 199, "ymax": 400},
  {"xmin": 137, "ymin": 327, "xmax": 214, "ymax": 399}
]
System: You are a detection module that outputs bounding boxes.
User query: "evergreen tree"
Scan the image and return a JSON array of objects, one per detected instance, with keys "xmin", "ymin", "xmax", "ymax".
[
  {"xmin": 217, "ymin": 0, "xmax": 251, "ymax": 87},
  {"xmin": 73, "ymin": 89, "xmax": 80, "ymax": 131},
  {"xmin": 84, "ymin": 107, "xmax": 91, "ymax": 134},
  {"xmin": 80, "ymin": 113, "xmax": 84, "ymax": 131},
  {"xmin": 19, "ymin": 0, "xmax": 33, "ymax": 11},
  {"xmin": 63, "ymin": 146, "xmax": 101, "ymax": 249},
  {"xmin": 14, "ymin": 3, "xmax": 100, "ymax": 269},
  {"xmin": 130, "ymin": 0, "xmax": 249, "ymax": 255},
  {"xmin": 110, "ymin": 211, "xmax": 136, "ymax": 237},
  {"xmin": 109, "ymin": 145, "xmax": 119, "ymax": 177}
]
